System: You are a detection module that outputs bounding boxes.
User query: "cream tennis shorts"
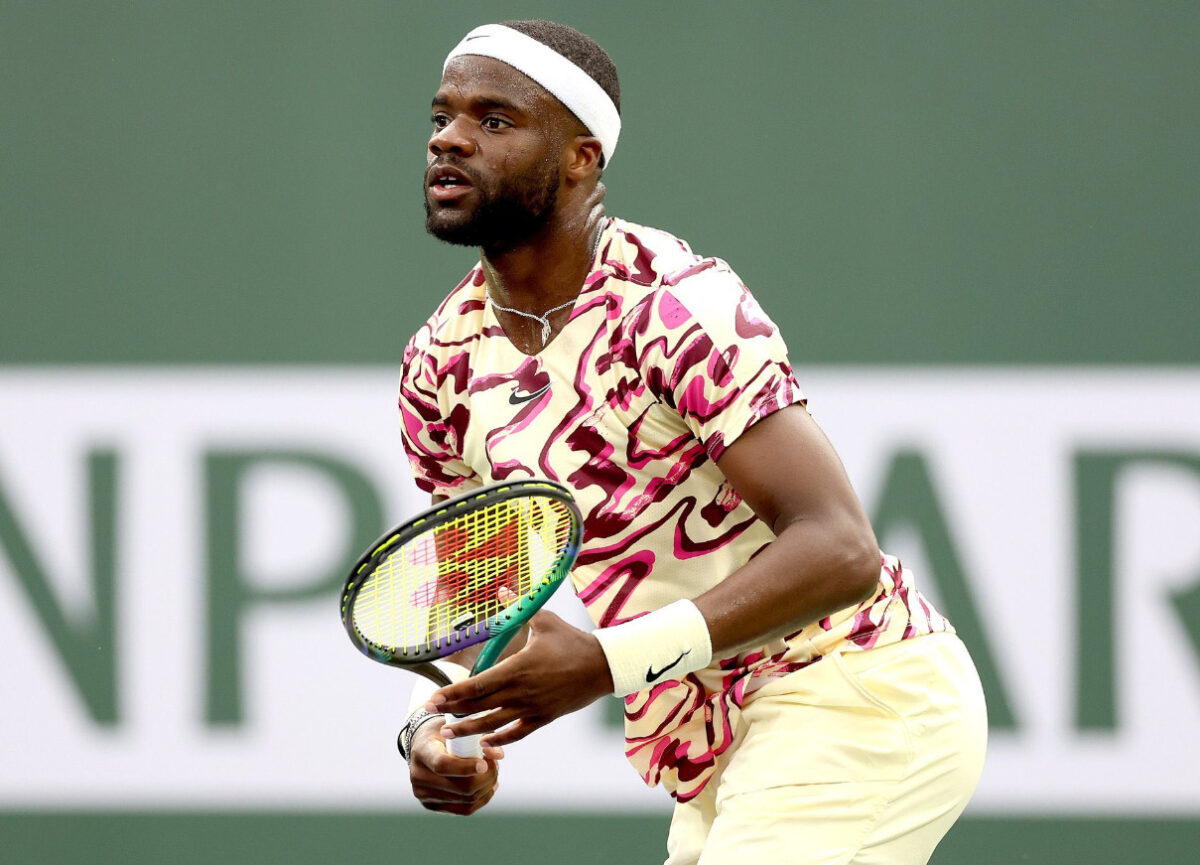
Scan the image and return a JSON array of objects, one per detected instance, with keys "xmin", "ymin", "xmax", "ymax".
[{"xmin": 663, "ymin": 633, "xmax": 988, "ymax": 865}]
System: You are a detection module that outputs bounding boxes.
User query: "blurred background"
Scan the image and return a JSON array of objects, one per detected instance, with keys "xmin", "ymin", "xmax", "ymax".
[{"xmin": 2, "ymin": 2, "xmax": 1197, "ymax": 863}]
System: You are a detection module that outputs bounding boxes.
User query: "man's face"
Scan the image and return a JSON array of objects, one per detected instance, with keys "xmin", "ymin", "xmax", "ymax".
[{"xmin": 424, "ymin": 57, "xmax": 567, "ymax": 251}]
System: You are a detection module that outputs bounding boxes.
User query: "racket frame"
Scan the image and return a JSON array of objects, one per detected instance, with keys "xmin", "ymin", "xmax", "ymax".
[{"xmin": 340, "ymin": 478, "xmax": 582, "ymax": 672}]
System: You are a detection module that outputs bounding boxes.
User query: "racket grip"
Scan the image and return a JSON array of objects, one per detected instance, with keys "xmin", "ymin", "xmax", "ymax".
[{"xmin": 445, "ymin": 714, "xmax": 484, "ymax": 759}]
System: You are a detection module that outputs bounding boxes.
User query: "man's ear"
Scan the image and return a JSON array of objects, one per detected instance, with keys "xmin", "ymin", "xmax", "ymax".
[{"xmin": 564, "ymin": 135, "xmax": 604, "ymax": 182}]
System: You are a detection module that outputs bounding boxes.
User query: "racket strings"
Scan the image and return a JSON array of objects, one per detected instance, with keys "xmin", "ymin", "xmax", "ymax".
[{"xmin": 351, "ymin": 496, "xmax": 573, "ymax": 654}]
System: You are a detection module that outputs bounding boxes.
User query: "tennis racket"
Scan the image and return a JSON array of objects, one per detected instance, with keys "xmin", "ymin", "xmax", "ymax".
[{"xmin": 341, "ymin": 479, "xmax": 582, "ymax": 758}]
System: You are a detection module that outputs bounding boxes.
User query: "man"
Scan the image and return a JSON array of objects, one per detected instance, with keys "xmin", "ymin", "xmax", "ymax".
[{"xmin": 396, "ymin": 20, "xmax": 987, "ymax": 864}]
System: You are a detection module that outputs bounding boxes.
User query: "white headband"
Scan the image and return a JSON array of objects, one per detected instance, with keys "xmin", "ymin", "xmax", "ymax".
[{"xmin": 444, "ymin": 24, "xmax": 620, "ymax": 165}]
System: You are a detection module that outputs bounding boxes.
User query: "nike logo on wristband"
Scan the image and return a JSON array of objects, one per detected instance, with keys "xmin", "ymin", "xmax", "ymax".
[
  {"xmin": 645, "ymin": 650, "xmax": 691, "ymax": 683},
  {"xmin": 509, "ymin": 384, "xmax": 551, "ymax": 405}
]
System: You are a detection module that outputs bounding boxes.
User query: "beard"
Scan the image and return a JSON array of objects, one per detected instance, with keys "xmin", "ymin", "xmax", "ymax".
[{"xmin": 424, "ymin": 156, "xmax": 560, "ymax": 253}]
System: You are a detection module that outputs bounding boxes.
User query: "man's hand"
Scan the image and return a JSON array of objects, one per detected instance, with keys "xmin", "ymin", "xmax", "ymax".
[
  {"xmin": 407, "ymin": 716, "xmax": 504, "ymax": 816},
  {"xmin": 428, "ymin": 607, "xmax": 614, "ymax": 748}
]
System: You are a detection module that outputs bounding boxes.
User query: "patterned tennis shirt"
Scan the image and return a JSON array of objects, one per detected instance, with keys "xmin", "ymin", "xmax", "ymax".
[{"xmin": 398, "ymin": 217, "xmax": 953, "ymax": 801}]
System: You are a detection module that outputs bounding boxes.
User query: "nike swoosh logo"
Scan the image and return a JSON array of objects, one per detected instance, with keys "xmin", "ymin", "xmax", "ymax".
[
  {"xmin": 646, "ymin": 650, "xmax": 691, "ymax": 683},
  {"xmin": 509, "ymin": 384, "xmax": 550, "ymax": 405}
]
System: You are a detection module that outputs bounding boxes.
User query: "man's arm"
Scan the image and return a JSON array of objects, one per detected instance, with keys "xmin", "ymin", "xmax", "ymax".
[
  {"xmin": 424, "ymin": 403, "xmax": 880, "ymax": 748},
  {"xmin": 691, "ymin": 404, "xmax": 880, "ymax": 653}
]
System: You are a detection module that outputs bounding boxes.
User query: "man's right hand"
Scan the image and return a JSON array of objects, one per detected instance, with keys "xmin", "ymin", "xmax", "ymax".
[{"xmin": 407, "ymin": 716, "xmax": 503, "ymax": 816}]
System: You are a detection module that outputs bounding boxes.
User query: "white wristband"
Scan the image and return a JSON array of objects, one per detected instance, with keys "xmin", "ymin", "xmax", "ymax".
[
  {"xmin": 592, "ymin": 599, "xmax": 713, "ymax": 698},
  {"xmin": 406, "ymin": 660, "xmax": 470, "ymax": 716}
]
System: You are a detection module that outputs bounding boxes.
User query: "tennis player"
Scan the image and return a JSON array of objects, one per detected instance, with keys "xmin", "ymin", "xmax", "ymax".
[{"xmin": 395, "ymin": 20, "xmax": 987, "ymax": 864}]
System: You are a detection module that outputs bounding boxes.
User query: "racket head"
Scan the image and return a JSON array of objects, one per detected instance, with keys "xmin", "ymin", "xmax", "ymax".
[{"xmin": 341, "ymin": 479, "xmax": 582, "ymax": 671}]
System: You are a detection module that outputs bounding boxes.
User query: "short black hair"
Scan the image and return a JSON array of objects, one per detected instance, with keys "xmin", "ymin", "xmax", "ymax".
[{"xmin": 501, "ymin": 20, "xmax": 621, "ymax": 115}]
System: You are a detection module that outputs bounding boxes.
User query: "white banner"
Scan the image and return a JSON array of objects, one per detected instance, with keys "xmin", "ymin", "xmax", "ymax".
[{"xmin": 1, "ymin": 367, "xmax": 1198, "ymax": 815}]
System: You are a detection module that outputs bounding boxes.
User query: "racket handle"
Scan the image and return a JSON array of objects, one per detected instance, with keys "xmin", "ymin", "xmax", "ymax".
[{"xmin": 445, "ymin": 714, "xmax": 484, "ymax": 759}]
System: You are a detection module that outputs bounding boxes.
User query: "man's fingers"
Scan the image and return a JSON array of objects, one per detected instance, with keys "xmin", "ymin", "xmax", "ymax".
[
  {"xmin": 427, "ymin": 667, "xmax": 507, "ymax": 712},
  {"xmin": 482, "ymin": 718, "xmax": 541, "ymax": 748},
  {"xmin": 427, "ymin": 615, "xmax": 562, "ymax": 712},
  {"xmin": 419, "ymin": 781, "xmax": 499, "ymax": 816},
  {"xmin": 414, "ymin": 733, "xmax": 493, "ymax": 777},
  {"xmin": 412, "ymin": 780, "xmax": 485, "ymax": 804},
  {"xmin": 440, "ymin": 707, "xmax": 522, "ymax": 741},
  {"xmin": 423, "ymin": 748, "xmax": 493, "ymax": 778}
]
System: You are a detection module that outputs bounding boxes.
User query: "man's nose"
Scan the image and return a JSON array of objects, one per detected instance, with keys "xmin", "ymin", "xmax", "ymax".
[{"xmin": 429, "ymin": 118, "xmax": 475, "ymax": 157}]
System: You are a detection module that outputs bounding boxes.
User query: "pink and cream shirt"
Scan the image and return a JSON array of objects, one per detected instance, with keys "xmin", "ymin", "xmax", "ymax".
[{"xmin": 398, "ymin": 218, "xmax": 952, "ymax": 801}]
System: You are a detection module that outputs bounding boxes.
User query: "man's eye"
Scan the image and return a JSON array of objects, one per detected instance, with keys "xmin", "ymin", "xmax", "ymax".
[
  {"xmin": 482, "ymin": 117, "xmax": 508, "ymax": 131},
  {"xmin": 431, "ymin": 114, "xmax": 450, "ymax": 129}
]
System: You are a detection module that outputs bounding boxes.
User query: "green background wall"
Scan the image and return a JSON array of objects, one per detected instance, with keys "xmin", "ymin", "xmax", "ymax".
[
  {"xmin": 4, "ymin": 1, "xmax": 1196, "ymax": 366},
  {"xmin": 3, "ymin": 2, "xmax": 1197, "ymax": 863}
]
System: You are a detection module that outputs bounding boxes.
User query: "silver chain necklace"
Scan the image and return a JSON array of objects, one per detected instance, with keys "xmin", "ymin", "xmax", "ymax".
[
  {"xmin": 484, "ymin": 224, "xmax": 603, "ymax": 347},
  {"xmin": 486, "ymin": 288, "xmax": 577, "ymax": 346}
]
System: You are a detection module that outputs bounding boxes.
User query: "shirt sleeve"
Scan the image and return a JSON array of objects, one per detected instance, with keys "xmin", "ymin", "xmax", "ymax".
[
  {"xmin": 637, "ymin": 262, "xmax": 806, "ymax": 462},
  {"xmin": 397, "ymin": 323, "xmax": 481, "ymax": 496}
]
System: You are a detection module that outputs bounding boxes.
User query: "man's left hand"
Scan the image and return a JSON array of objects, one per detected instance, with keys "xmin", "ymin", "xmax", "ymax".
[{"xmin": 428, "ymin": 608, "xmax": 614, "ymax": 747}]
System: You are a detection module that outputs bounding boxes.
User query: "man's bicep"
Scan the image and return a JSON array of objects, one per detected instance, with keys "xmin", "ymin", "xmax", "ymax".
[{"xmin": 715, "ymin": 404, "xmax": 874, "ymax": 539}]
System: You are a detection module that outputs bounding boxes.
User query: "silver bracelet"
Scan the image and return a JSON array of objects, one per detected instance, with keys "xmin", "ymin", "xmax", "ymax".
[{"xmin": 397, "ymin": 708, "xmax": 443, "ymax": 763}]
